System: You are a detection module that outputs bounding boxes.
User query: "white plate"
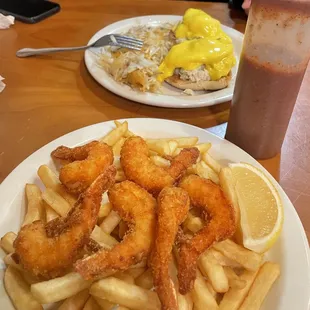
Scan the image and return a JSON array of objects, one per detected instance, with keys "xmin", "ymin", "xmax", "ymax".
[
  {"xmin": 84, "ymin": 16, "xmax": 244, "ymax": 108},
  {"xmin": 0, "ymin": 119, "xmax": 309, "ymax": 310}
]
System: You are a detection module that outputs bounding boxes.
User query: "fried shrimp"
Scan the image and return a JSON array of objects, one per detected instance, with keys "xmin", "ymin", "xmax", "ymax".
[
  {"xmin": 75, "ymin": 180, "xmax": 156, "ymax": 280},
  {"xmin": 120, "ymin": 136, "xmax": 199, "ymax": 196},
  {"xmin": 151, "ymin": 187, "xmax": 190, "ymax": 310},
  {"xmin": 14, "ymin": 166, "xmax": 116, "ymax": 280},
  {"xmin": 178, "ymin": 174, "xmax": 236, "ymax": 294},
  {"xmin": 51, "ymin": 141, "xmax": 114, "ymax": 194}
]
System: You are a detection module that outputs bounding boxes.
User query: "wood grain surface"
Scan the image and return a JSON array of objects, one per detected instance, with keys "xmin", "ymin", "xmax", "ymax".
[{"xmin": 0, "ymin": 0, "xmax": 309, "ymax": 241}]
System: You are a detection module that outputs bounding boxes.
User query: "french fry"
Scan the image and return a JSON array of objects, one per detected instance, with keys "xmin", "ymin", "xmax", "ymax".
[
  {"xmin": 90, "ymin": 277, "xmax": 161, "ymax": 310},
  {"xmin": 101, "ymin": 191, "xmax": 109, "ymax": 204},
  {"xmin": 210, "ymin": 248, "xmax": 242, "ymax": 269},
  {"xmin": 31, "ymin": 272, "xmax": 92, "ymax": 304},
  {"xmin": 4, "ymin": 253, "xmax": 21, "ymax": 269},
  {"xmin": 37, "ymin": 165, "xmax": 76, "ymax": 206},
  {"xmin": 100, "ymin": 121, "xmax": 128, "ymax": 146},
  {"xmin": 58, "ymin": 289, "xmax": 89, "ymax": 310},
  {"xmin": 146, "ymin": 137, "xmax": 198, "ymax": 148},
  {"xmin": 202, "ymin": 152, "xmax": 222, "ymax": 174},
  {"xmin": 37, "ymin": 165, "xmax": 61, "ymax": 189},
  {"xmin": 93, "ymin": 297, "xmax": 115, "ymax": 310},
  {"xmin": 213, "ymin": 240, "xmax": 262, "ymax": 271},
  {"xmin": 99, "ymin": 193, "xmax": 111, "ymax": 220},
  {"xmin": 195, "ymin": 143, "xmax": 212, "ymax": 154},
  {"xmin": 191, "ymin": 271, "xmax": 219, "ymax": 310},
  {"xmin": 112, "ymin": 137, "xmax": 126, "ymax": 156},
  {"xmin": 223, "ymin": 266, "xmax": 246, "ymax": 289},
  {"xmin": 100, "ymin": 211, "xmax": 121, "ymax": 234},
  {"xmin": 177, "ymin": 292, "xmax": 194, "ymax": 310},
  {"xmin": 94, "ymin": 297, "xmax": 131, "ymax": 310},
  {"xmin": 183, "ymin": 213, "xmax": 204, "ymax": 233},
  {"xmin": 189, "ymin": 161, "xmax": 220, "ymax": 184},
  {"xmin": 150, "ymin": 155, "xmax": 171, "ymax": 168},
  {"xmin": 113, "ymin": 156, "xmax": 122, "ymax": 170},
  {"xmin": 91, "ymin": 225, "xmax": 119, "ymax": 247},
  {"xmin": 173, "ymin": 148, "xmax": 181, "ymax": 157},
  {"xmin": 146, "ymin": 139, "xmax": 173, "ymax": 156},
  {"xmin": 23, "ymin": 184, "xmax": 45, "ymax": 226},
  {"xmin": 4, "ymin": 253, "xmax": 23, "ymax": 271},
  {"xmin": 178, "ymin": 136, "xmax": 199, "ymax": 147},
  {"xmin": 98, "ymin": 202, "xmax": 113, "ymax": 219},
  {"xmin": 114, "ymin": 272, "xmax": 135, "ymax": 284},
  {"xmin": 124, "ymin": 267, "xmax": 146, "ymax": 279},
  {"xmin": 4, "ymin": 266, "xmax": 42, "ymax": 310},
  {"xmin": 119, "ymin": 220, "xmax": 128, "ymax": 239},
  {"xmin": 0, "ymin": 231, "xmax": 17, "ymax": 253},
  {"xmin": 168, "ymin": 140, "xmax": 178, "ymax": 156},
  {"xmin": 219, "ymin": 167, "xmax": 241, "ymax": 242},
  {"xmin": 116, "ymin": 169, "xmax": 126, "ymax": 182},
  {"xmin": 42, "ymin": 188, "xmax": 71, "ymax": 216},
  {"xmin": 114, "ymin": 120, "xmax": 134, "ymax": 137},
  {"xmin": 239, "ymin": 262, "xmax": 280, "ymax": 310},
  {"xmin": 149, "ymin": 150, "xmax": 158, "ymax": 156},
  {"xmin": 199, "ymin": 250, "xmax": 229, "ymax": 293},
  {"xmin": 83, "ymin": 296, "xmax": 101, "ymax": 310},
  {"xmin": 219, "ymin": 269, "xmax": 259, "ymax": 310},
  {"xmin": 205, "ymin": 280, "xmax": 218, "ymax": 299},
  {"xmin": 135, "ymin": 268, "xmax": 153, "ymax": 289},
  {"xmin": 45, "ymin": 203, "xmax": 59, "ymax": 222}
]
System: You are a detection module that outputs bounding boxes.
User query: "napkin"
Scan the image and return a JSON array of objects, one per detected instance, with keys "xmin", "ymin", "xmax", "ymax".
[
  {"xmin": 0, "ymin": 76, "xmax": 5, "ymax": 93},
  {"xmin": 0, "ymin": 13, "xmax": 14, "ymax": 29},
  {"xmin": 0, "ymin": 14, "xmax": 14, "ymax": 93}
]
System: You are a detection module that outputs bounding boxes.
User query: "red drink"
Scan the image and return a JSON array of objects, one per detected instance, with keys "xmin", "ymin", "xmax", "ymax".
[{"xmin": 226, "ymin": 0, "xmax": 310, "ymax": 159}]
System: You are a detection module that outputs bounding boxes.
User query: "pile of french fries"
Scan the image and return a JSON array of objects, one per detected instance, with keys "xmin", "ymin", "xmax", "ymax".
[{"xmin": 0, "ymin": 120, "xmax": 280, "ymax": 310}]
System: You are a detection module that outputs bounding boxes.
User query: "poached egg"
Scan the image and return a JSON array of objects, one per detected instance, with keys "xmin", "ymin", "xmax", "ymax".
[{"xmin": 158, "ymin": 9, "xmax": 236, "ymax": 82}]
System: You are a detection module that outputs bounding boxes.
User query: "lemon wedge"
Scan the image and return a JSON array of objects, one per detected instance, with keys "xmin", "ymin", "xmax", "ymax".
[{"xmin": 229, "ymin": 163, "xmax": 283, "ymax": 253}]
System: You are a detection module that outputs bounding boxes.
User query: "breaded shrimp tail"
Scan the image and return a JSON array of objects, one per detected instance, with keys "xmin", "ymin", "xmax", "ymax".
[
  {"xmin": 178, "ymin": 174, "xmax": 236, "ymax": 294},
  {"xmin": 151, "ymin": 187, "xmax": 190, "ymax": 310},
  {"xmin": 14, "ymin": 166, "xmax": 116, "ymax": 280},
  {"xmin": 75, "ymin": 181, "xmax": 156, "ymax": 280},
  {"xmin": 52, "ymin": 141, "xmax": 113, "ymax": 194},
  {"xmin": 121, "ymin": 136, "xmax": 199, "ymax": 196}
]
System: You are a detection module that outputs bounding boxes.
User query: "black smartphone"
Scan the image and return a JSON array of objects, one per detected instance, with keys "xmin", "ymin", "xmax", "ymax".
[{"xmin": 0, "ymin": 0, "xmax": 60, "ymax": 24}]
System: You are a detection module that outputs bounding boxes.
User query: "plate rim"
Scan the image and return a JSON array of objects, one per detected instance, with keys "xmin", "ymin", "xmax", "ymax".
[
  {"xmin": 84, "ymin": 15, "xmax": 244, "ymax": 109},
  {"xmin": 0, "ymin": 118, "xmax": 309, "ymax": 309}
]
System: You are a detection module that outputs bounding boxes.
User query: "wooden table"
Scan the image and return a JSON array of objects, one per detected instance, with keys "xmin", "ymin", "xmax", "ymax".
[{"xmin": 0, "ymin": 0, "xmax": 309, "ymax": 241}]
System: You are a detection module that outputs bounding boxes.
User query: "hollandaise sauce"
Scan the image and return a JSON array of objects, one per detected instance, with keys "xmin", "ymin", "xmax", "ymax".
[
  {"xmin": 158, "ymin": 8, "xmax": 236, "ymax": 82},
  {"xmin": 175, "ymin": 8, "xmax": 232, "ymax": 44}
]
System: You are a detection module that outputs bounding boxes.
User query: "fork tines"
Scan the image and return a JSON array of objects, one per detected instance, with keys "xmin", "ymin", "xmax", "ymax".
[{"xmin": 109, "ymin": 34, "xmax": 143, "ymax": 51}]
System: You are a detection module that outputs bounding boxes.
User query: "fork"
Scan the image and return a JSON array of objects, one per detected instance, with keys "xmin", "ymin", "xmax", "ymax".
[{"xmin": 16, "ymin": 34, "xmax": 143, "ymax": 58}]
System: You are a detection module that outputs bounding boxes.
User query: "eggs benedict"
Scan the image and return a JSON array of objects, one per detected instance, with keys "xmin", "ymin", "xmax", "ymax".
[{"xmin": 158, "ymin": 8, "xmax": 236, "ymax": 91}]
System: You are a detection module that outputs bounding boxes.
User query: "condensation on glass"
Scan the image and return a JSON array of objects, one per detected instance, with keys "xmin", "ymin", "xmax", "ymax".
[{"xmin": 226, "ymin": 0, "xmax": 310, "ymax": 159}]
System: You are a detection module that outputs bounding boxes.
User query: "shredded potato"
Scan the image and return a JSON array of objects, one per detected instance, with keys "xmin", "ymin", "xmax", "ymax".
[{"xmin": 98, "ymin": 24, "xmax": 176, "ymax": 93}]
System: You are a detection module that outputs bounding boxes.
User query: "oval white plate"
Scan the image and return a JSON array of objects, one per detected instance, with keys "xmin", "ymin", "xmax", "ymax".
[
  {"xmin": 0, "ymin": 119, "xmax": 309, "ymax": 310},
  {"xmin": 84, "ymin": 16, "xmax": 244, "ymax": 108}
]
